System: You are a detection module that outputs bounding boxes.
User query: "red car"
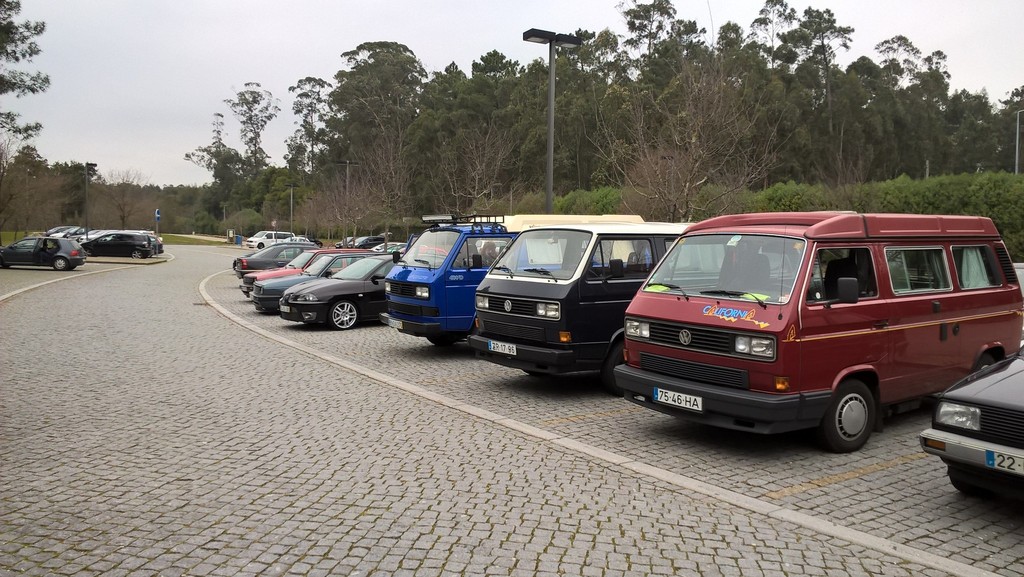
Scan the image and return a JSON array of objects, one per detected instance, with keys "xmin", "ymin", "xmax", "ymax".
[{"xmin": 239, "ymin": 248, "xmax": 368, "ymax": 297}]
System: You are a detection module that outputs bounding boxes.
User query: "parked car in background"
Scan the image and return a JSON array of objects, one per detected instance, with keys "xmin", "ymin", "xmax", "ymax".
[
  {"xmin": 80, "ymin": 232, "xmax": 153, "ymax": 259},
  {"xmin": 52, "ymin": 226, "xmax": 87, "ymax": 238},
  {"xmin": 370, "ymin": 241, "xmax": 407, "ymax": 254},
  {"xmin": 45, "ymin": 225, "xmax": 77, "ymax": 237},
  {"xmin": 73, "ymin": 229, "xmax": 115, "ymax": 243},
  {"xmin": 251, "ymin": 252, "xmax": 375, "ymax": 312},
  {"xmin": 0, "ymin": 236, "xmax": 86, "ymax": 270},
  {"xmin": 279, "ymin": 254, "xmax": 396, "ymax": 330},
  {"xmin": 353, "ymin": 235, "xmax": 387, "ymax": 249},
  {"xmin": 231, "ymin": 241, "xmax": 316, "ymax": 278},
  {"xmin": 293, "ymin": 235, "xmax": 323, "ymax": 248},
  {"xmin": 239, "ymin": 248, "xmax": 372, "ymax": 297},
  {"xmin": 245, "ymin": 230, "xmax": 294, "ymax": 249},
  {"xmin": 921, "ymin": 353, "xmax": 1024, "ymax": 500}
]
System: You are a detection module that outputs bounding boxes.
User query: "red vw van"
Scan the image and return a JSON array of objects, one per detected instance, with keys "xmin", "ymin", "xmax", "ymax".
[{"xmin": 615, "ymin": 212, "xmax": 1023, "ymax": 452}]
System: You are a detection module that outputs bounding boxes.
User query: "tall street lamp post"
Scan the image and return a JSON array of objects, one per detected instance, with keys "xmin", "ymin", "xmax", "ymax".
[
  {"xmin": 1016, "ymin": 109, "xmax": 1023, "ymax": 175},
  {"xmin": 286, "ymin": 182, "xmax": 296, "ymax": 231},
  {"xmin": 523, "ymin": 28, "xmax": 582, "ymax": 214},
  {"xmin": 84, "ymin": 162, "xmax": 97, "ymax": 234}
]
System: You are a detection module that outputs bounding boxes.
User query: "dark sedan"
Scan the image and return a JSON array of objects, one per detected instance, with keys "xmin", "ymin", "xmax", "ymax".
[
  {"xmin": 231, "ymin": 241, "xmax": 316, "ymax": 278},
  {"xmin": 80, "ymin": 232, "xmax": 152, "ymax": 259},
  {"xmin": 251, "ymin": 252, "xmax": 374, "ymax": 312},
  {"xmin": 921, "ymin": 354, "xmax": 1024, "ymax": 500},
  {"xmin": 279, "ymin": 254, "xmax": 396, "ymax": 330},
  {"xmin": 0, "ymin": 236, "xmax": 86, "ymax": 270}
]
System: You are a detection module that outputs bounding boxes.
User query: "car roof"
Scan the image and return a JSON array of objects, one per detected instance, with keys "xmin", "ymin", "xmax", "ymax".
[{"xmin": 514, "ymin": 222, "xmax": 689, "ymax": 235}]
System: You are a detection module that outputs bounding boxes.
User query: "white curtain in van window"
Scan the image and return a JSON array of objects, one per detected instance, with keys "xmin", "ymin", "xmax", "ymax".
[{"xmin": 961, "ymin": 247, "xmax": 993, "ymax": 288}]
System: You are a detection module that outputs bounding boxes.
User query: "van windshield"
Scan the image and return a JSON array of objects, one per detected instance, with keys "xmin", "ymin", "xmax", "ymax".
[
  {"xmin": 646, "ymin": 233, "xmax": 806, "ymax": 304},
  {"xmin": 402, "ymin": 229, "xmax": 460, "ymax": 268},
  {"xmin": 491, "ymin": 229, "xmax": 592, "ymax": 281}
]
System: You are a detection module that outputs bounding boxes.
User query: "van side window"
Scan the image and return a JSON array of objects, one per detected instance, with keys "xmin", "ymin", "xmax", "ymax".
[
  {"xmin": 952, "ymin": 245, "xmax": 999, "ymax": 289},
  {"xmin": 885, "ymin": 247, "xmax": 950, "ymax": 294},
  {"xmin": 807, "ymin": 247, "xmax": 877, "ymax": 301},
  {"xmin": 588, "ymin": 238, "xmax": 653, "ymax": 279}
]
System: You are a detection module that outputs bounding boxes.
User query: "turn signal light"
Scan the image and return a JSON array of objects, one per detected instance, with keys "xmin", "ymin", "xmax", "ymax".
[
  {"xmin": 559, "ymin": 331, "xmax": 572, "ymax": 343},
  {"xmin": 774, "ymin": 377, "xmax": 790, "ymax": 392},
  {"xmin": 923, "ymin": 438, "xmax": 946, "ymax": 451}
]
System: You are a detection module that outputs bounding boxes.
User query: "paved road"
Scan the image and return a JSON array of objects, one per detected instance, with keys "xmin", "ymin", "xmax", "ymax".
[{"xmin": 1, "ymin": 246, "xmax": 1021, "ymax": 576}]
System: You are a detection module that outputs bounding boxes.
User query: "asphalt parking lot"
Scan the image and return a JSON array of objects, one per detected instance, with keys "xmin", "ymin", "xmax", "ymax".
[{"xmin": 1, "ymin": 245, "xmax": 1022, "ymax": 576}]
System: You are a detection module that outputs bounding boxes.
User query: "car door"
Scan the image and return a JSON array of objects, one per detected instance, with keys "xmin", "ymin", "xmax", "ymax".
[
  {"xmin": 363, "ymin": 261, "xmax": 396, "ymax": 316},
  {"xmin": 273, "ymin": 246, "xmax": 305, "ymax": 267},
  {"xmin": 3, "ymin": 238, "xmax": 39, "ymax": 264}
]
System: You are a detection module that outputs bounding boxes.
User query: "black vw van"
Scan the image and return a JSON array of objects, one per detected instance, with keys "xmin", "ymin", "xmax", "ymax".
[{"xmin": 468, "ymin": 222, "xmax": 688, "ymax": 393}]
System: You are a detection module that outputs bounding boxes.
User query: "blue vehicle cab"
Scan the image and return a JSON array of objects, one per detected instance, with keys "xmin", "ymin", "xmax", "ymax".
[{"xmin": 380, "ymin": 215, "xmax": 516, "ymax": 346}]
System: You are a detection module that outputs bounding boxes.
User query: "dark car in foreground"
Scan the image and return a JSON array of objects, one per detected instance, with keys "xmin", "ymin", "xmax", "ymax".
[
  {"xmin": 251, "ymin": 251, "xmax": 374, "ymax": 312},
  {"xmin": 921, "ymin": 354, "xmax": 1024, "ymax": 500},
  {"xmin": 231, "ymin": 241, "xmax": 317, "ymax": 278},
  {"xmin": 80, "ymin": 232, "xmax": 152, "ymax": 259},
  {"xmin": 279, "ymin": 254, "xmax": 395, "ymax": 329},
  {"xmin": 0, "ymin": 236, "xmax": 87, "ymax": 270}
]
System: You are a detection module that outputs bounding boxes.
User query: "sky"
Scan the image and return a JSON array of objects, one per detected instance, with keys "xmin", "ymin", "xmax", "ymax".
[{"xmin": 5, "ymin": 0, "xmax": 1023, "ymax": 187}]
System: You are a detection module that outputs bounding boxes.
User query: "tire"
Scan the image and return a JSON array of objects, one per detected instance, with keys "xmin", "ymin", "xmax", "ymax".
[
  {"xmin": 600, "ymin": 340, "xmax": 625, "ymax": 396},
  {"xmin": 328, "ymin": 300, "xmax": 358, "ymax": 330},
  {"xmin": 949, "ymin": 471, "xmax": 991, "ymax": 498},
  {"xmin": 817, "ymin": 379, "xmax": 875, "ymax": 453},
  {"xmin": 257, "ymin": 242, "xmax": 265, "ymax": 249},
  {"xmin": 131, "ymin": 249, "xmax": 145, "ymax": 259},
  {"xmin": 83, "ymin": 248, "xmax": 93, "ymax": 257},
  {"xmin": 426, "ymin": 334, "xmax": 460, "ymax": 346},
  {"xmin": 973, "ymin": 352, "xmax": 996, "ymax": 372},
  {"xmin": 52, "ymin": 257, "xmax": 70, "ymax": 271}
]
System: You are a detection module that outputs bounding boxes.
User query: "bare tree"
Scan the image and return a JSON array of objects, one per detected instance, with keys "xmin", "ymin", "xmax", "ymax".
[
  {"xmin": 99, "ymin": 169, "xmax": 149, "ymax": 229},
  {"xmin": 603, "ymin": 60, "xmax": 778, "ymax": 221},
  {"xmin": 432, "ymin": 123, "xmax": 514, "ymax": 214}
]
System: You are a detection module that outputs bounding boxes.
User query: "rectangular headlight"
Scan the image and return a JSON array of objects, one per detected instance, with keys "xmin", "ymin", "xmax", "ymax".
[
  {"xmin": 735, "ymin": 336, "xmax": 775, "ymax": 358},
  {"xmin": 625, "ymin": 319, "xmax": 650, "ymax": 338},
  {"xmin": 536, "ymin": 302, "xmax": 560, "ymax": 319},
  {"xmin": 415, "ymin": 286, "xmax": 429, "ymax": 298},
  {"xmin": 935, "ymin": 402, "xmax": 980, "ymax": 430},
  {"xmin": 384, "ymin": 281, "xmax": 391, "ymax": 293},
  {"xmin": 476, "ymin": 295, "xmax": 488, "ymax": 309}
]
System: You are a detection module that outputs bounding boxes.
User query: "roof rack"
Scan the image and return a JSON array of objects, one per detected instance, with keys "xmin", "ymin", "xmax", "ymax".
[{"xmin": 421, "ymin": 214, "xmax": 507, "ymax": 233}]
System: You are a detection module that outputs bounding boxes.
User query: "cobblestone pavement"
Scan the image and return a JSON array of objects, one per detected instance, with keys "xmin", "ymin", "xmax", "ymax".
[{"xmin": 0, "ymin": 246, "xmax": 1020, "ymax": 576}]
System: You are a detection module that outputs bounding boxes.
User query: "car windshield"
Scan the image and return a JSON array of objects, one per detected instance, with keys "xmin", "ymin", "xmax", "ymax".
[
  {"xmin": 644, "ymin": 233, "xmax": 806, "ymax": 304},
  {"xmin": 286, "ymin": 251, "xmax": 316, "ymax": 269},
  {"xmin": 330, "ymin": 257, "xmax": 385, "ymax": 280},
  {"xmin": 401, "ymin": 229, "xmax": 459, "ymax": 268},
  {"xmin": 303, "ymin": 253, "xmax": 337, "ymax": 275},
  {"xmin": 490, "ymin": 229, "xmax": 592, "ymax": 281}
]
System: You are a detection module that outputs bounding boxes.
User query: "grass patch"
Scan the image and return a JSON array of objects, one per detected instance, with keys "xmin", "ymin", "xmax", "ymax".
[{"xmin": 161, "ymin": 234, "xmax": 233, "ymax": 246}]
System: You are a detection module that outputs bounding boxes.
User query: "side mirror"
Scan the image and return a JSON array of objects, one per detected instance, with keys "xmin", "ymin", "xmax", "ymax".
[
  {"xmin": 836, "ymin": 277, "xmax": 859, "ymax": 304},
  {"xmin": 609, "ymin": 258, "xmax": 625, "ymax": 279},
  {"xmin": 370, "ymin": 274, "xmax": 385, "ymax": 285},
  {"xmin": 392, "ymin": 251, "xmax": 400, "ymax": 264},
  {"xmin": 471, "ymin": 253, "xmax": 483, "ymax": 269}
]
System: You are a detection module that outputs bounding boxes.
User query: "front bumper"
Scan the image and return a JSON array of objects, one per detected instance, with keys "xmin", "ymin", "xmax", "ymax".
[
  {"xmin": 614, "ymin": 364, "xmax": 831, "ymax": 435},
  {"xmin": 251, "ymin": 293, "xmax": 282, "ymax": 311},
  {"xmin": 921, "ymin": 428, "xmax": 1024, "ymax": 499},
  {"xmin": 279, "ymin": 301, "xmax": 328, "ymax": 324},
  {"xmin": 467, "ymin": 334, "xmax": 596, "ymax": 375},
  {"xmin": 379, "ymin": 312, "xmax": 442, "ymax": 337}
]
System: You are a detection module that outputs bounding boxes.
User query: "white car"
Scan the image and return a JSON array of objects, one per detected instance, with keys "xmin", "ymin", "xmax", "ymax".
[{"xmin": 245, "ymin": 231, "xmax": 294, "ymax": 249}]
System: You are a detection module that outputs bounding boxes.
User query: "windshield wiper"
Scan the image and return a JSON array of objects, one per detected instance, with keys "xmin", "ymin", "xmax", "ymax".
[
  {"xmin": 645, "ymin": 281, "xmax": 688, "ymax": 299},
  {"xmin": 523, "ymin": 267, "xmax": 553, "ymax": 277},
  {"xmin": 413, "ymin": 258, "xmax": 431, "ymax": 266},
  {"xmin": 699, "ymin": 289, "xmax": 766, "ymax": 308},
  {"xmin": 494, "ymin": 265, "xmax": 514, "ymax": 278}
]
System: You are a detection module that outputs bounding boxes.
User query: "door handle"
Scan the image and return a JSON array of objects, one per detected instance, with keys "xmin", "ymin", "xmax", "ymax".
[{"xmin": 873, "ymin": 320, "xmax": 889, "ymax": 329}]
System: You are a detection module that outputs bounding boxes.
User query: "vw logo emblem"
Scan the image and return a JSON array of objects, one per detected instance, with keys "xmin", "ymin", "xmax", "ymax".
[
  {"xmin": 678, "ymin": 329, "xmax": 692, "ymax": 346},
  {"xmin": 503, "ymin": 300, "xmax": 512, "ymax": 312}
]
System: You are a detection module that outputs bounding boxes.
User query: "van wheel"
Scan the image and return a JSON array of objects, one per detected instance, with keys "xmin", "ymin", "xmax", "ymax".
[
  {"xmin": 257, "ymin": 242, "xmax": 265, "ymax": 249},
  {"xmin": 817, "ymin": 379, "xmax": 875, "ymax": 453},
  {"xmin": 973, "ymin": 353, "xmax": 996, "ymax": 372},
  {"xmin": 52, "ymin": 257, "xmax": 70, "ymax": 271},
  {"xmin": 131, "ymin": 249, "xmax": 145, "ymax": 259},
  {"xmin": 600, "ymin": 341, "xmax": 625, "ymax": 396}
]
